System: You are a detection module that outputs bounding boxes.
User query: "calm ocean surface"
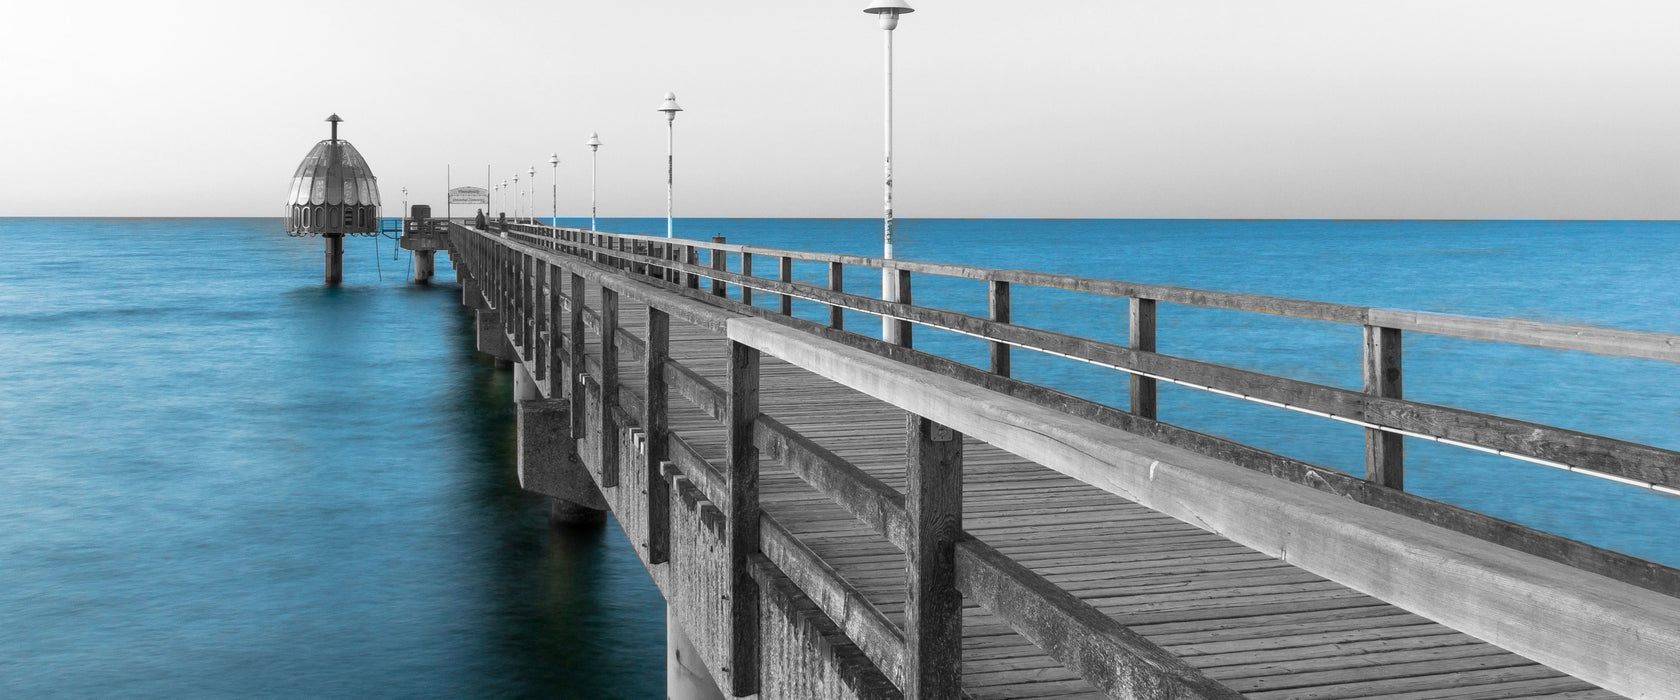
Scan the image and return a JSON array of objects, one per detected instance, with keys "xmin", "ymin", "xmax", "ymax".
[{"xmin": 1, "ymin": 217, "xmax": 1675, "ymax": 698}]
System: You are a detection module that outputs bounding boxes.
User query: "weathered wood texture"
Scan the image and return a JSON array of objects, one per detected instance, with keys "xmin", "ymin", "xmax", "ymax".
[
  {"xmin": 905, "ymin": 415, "xmax": 964, "ymax": 700},
  {"xmin": 728, "ymin": 315, "xmax": 1673, "ymax": 699},
  {"xmin": 453, "ymin": 224, "xmax": 1654, "ymax": 700},
  {"xmin": 548, "ymin": 235, "xmax": 1680, "ymax": 489}
]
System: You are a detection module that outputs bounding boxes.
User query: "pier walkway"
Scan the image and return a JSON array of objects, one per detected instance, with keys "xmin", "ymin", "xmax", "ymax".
[{"xmin": 445, "ymin": 220, "xmax": 1678, "ymax": 700}]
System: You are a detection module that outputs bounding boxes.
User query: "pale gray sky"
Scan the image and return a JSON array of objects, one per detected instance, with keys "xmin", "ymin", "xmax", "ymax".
[{"xmin": 3, "ymin": 0, "xmax": 1677, "ymax": 219}]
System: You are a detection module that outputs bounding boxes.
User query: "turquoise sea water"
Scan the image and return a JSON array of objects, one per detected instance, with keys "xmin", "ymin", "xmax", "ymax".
[{"xmin": 1, "ymin": 217, "xmax": 1676, "ymax": 698}]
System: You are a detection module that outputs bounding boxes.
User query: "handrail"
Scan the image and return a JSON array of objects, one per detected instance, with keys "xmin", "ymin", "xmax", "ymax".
[
  {"xmin": 509, "ymin": 225, "xmax": 1680, "ymax": 493},
  {"xmin": 725, "ymin": 313, "xmax": 1679, "ymax": 700},
  {"xmin": 505, "ymin": 222, "xmax": 1680, "ymax": 362}
]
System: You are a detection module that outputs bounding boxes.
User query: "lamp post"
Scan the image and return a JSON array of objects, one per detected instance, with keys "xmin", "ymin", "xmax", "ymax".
[
  {"xmin": 528, "ymin": 166, "xmax": 537, "ymax": 224},
  {"xmin": 549, "ymin": 153, "xmax": 560, "ymax": 226},
  {"xmin": 657, "ymin": 92, "xmax": 683, "ymax": 238},
  {"xmin": 512, "ymin": 174, "xmax": 521, "ymax": 221},
  {"xmin": 586, "ymin": 132, "xmax": 601, "ymax": 231},
  {"xmin": 401, "ymin": 186, "xmax": 408, "ymax": 230},
  {"xmin": 864, "ymin": 0, "xmax": 914, "ymax": 344}
]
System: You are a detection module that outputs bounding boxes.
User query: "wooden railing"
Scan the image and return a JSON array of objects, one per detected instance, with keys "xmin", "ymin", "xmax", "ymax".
[
  {"xmin": 454, "ymin": 222, "xmax": 1253, "ymax": 698},
  {"xmin": 454, "ymin": 221, "xmax": 1679, "ymax": 698},
  {"xmin": 484, "ymin": 220, "xmax": 1680, "ymax": 598}
]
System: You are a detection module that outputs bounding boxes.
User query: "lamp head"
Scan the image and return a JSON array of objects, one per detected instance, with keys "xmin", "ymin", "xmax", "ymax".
[
  {"xmin": 586, "ymin": 132, "xmax": 602, "ymax": 149},
  {"xmin": 863, "ymin": 0, "xmax": 913, "ymax": 29},
  {"xmin": 549, "ymin": 153, "xmax": 559, "ymax": 166},
  {"xmin": 658, "ymin": 92, "xmax": 683, "ymax": 122},
  {"xmin": 528, "ymin": 166, "xmax": 536, "ymax": 177}
]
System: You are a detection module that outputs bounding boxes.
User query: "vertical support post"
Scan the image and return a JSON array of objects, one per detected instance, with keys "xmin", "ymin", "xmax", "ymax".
[
  {"xmin": 710, "ymin": 236, "xmax": 727, "ymax": 298},
  {"xmin": 828, "ymin": 262, "xmax": 845, "ymax": 330},
  {"xmin": 569, "ymin": 272, "xmax": 587, "ymax": 439},
  {"xmin": 726, "ymin": 340, "xmax": 761, "ymax": 697},
  {"xmin": 534, "ymin": 260, "xmax": 548, "ymax": 383},
  {"xmin": 1129, "ymin": 298, "xmax": 1157, "ymax": 420},
  {"xmin": 522, "ymin": 255, "xmax": 536, "ymax": 362},
  {"xmin": 685, "ymin": 246, "xmax": 700, "ymax": 290},
  {"xmin": 645, "ymin": 307, "xmax": 671, "ymax": 564},
  {"xmin": 906, "ymin": 414, "xmax": 964, "ymax": 700},
  {"xmin": 546, "ymin": 262, "xmax": 562, "ymax": 395},
  {"xmin": 1363, "ymin": 325, "xmax": 1404, "ymax": 489},
  {"xmin": 989, "ymin": 280, "xmax": 1010, "ymax": 377},
  {"xmin": 598, "ymin": 285, "xmax": 620, "ymax": 488},
  {"xmin": 778, "ymin": 256, "xmax": 794, "ymax": 316},
  {"xmin": 740, "ymin": 252, "xmax": 753, "ymax": 306},
  {"xmin": 893, "ymin": 268, "xmax": 913, "ymax": 348}
]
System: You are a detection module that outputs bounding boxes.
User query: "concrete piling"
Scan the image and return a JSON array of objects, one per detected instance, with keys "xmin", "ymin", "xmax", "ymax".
[
  {"xmin": 668, "ymin": 607, "xmax": 726, "ymax": 700},
  {"xmin": 413, "ymin": 249, "xmax": 435, "ymax": 284}
]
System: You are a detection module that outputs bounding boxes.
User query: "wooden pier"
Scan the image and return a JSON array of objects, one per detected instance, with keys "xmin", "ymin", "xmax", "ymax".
[{"xmin": 446, "ymin": 220, "xmax": 1678, "ymax": 699}]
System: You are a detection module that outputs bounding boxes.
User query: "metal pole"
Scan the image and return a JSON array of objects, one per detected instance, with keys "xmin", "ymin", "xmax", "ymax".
[
  {"xmin": 591, "ymin": 146, "xmax": 599, "ymax": 231},
  {"xmin": 666, "ymin": 118, "xmax": 675, "ymax": 238},
  {"xmin": 881, "ymin": 25, "xmax": 899, "ymax": 342},
  {"xmin": 552, "ymin": 163, "xmax": 558, "ymax": 226}
]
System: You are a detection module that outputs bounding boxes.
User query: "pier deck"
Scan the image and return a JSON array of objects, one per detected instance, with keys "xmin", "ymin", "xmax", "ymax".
[
  {"xmin": 448, "ymin": 220, "xmax": 1679, "ymax": 699},
  {"xmin": 624, "ymin": 293, "xmax": 1624, "ymax": 700}
]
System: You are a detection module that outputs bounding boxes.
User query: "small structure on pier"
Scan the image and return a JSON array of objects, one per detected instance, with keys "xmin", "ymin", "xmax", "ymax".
[
  {"xmin": 285, "ymin": 114, "xmax": 381, "ymax": 284},
  {"xmin": 399, "ymin": 204, "xmax": 450, "ymax": 284}
]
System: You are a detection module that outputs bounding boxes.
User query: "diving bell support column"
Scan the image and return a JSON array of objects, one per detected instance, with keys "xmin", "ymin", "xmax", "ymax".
[{"xmin": 324, "ymin": 234, "xmax": 344, "ymax": 285}]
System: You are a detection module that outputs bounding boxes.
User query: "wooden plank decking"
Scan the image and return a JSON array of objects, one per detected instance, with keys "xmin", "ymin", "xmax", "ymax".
[{"xmin": 595, "ymin": 292, "xmax": 1625, "ymax": 700}]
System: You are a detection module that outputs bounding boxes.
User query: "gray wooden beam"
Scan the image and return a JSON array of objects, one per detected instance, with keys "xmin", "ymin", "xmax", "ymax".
[
  {"xmin": 905, "ymin": 415, "xmax": 963, "ymax": 700},
  {"xmin": 1363, "ymin": 325, "xmax": 1403, "ymax": 489},
  {"xmin": 726, "ymin": 339, "xmax": 761, "ymax": 697}
]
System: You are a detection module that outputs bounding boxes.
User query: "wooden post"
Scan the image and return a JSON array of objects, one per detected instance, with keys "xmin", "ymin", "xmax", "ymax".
[
  {"xmin": 828, "ymin": 262, "xmax": 845, "ymax": 330},
  {"xmin": 598, "ymin": 285, "xmax": 620, "ymax": 488},
  {"xmin": 740, "ymin": 252, "xmax": 753, "ymax": 306},
  {"xmin": 534, "ymin": 260, "xmax": 548, "ymax": 383},
  {"xmin": 569, "ymin": 272, "xmax": 587, "ymax": 439},
  {"xmin": 645, "ymin": 308, "xmax": 671, "ymax": 564},
  {"xmin": 778, "ymin": 256, "xmax": 794, "ymax": 316},
  {"xmin": 546, "ymin": 262, "xmax": 562, "ymax": 395},
  {"xmin": 906, "ymin": 414, "xmax": 964, "ymax": 699},
  {"xmin": 501, "ymin": 248, "xmax": 514, "ymax": 340},
  {"xmin": 1363, "ymin": 325, "xmax": 1404, "ymax": 489},
  {"xmin": 726, "ymin": 340, "xmax": 761, "ymax": 697},
  {"xmin": 523, "ymin": 255, "xmax": 536, "ymax": 363},
  {"xmin": 989, "ymin": 280, "xmax": 1011, "ymax": 378},
  {"xmin": 894, "ymin": 269, "xmax": 913, "ymax": 348},
  {"xmin": 685, "ymin": 246, "xmax": 700, "ymax": 290},
  {"xmin": 710, "ymin": 236, "xmax": 727, "ymax": 298},
  {"xmin": 1130, "ymin": 298, "xmax": 1157, "ymax": 420}
]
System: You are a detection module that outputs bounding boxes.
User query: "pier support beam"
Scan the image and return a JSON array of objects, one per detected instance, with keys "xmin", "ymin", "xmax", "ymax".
[
  {"xmin": 476, "ymin": 309, "xmax": 516, "ymax": 369},
  {"xmin": 667, "ymin": 606, "xmax": 726, "ymax": 700},
  {"xmin": 413, "ymin": 249, "xmax": 435, "ymax": 284},
  {"xmin": 516, "ymin": 395, "xmax": 608, "ymax": 526},
  {"xmin": 461, "ymin": 273, "xmax": 487, "ymax": 310},
  {"xmin": 324, "ymin": 234, "xmax": 343, "ymax": 285}
]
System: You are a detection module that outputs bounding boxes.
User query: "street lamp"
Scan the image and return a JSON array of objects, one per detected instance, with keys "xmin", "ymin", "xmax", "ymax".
[
  {"xmin": 528, "ymin": 165, "xmax": 537, "ymax": 224},
  {"xmin": 549, "ymin": 153, "xmax": 560, "ymax": 226},
  {"xmin": 657, "ymin": 92, "xmax": 683, "ymax": 238},
  {"xmin": 864, "ymin": 0, "xmax": 914, "ymax": 343},
  {"xmin": 586, "ymin": 132, "xmax": 602, "ymax": 231},
  {"xmin": 511, "ymin": 174, "xmax": 520, "ymax": 221},
  {"xmin": 401, "ymin": 186, "xmax": 409, "ymax": 229}
]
